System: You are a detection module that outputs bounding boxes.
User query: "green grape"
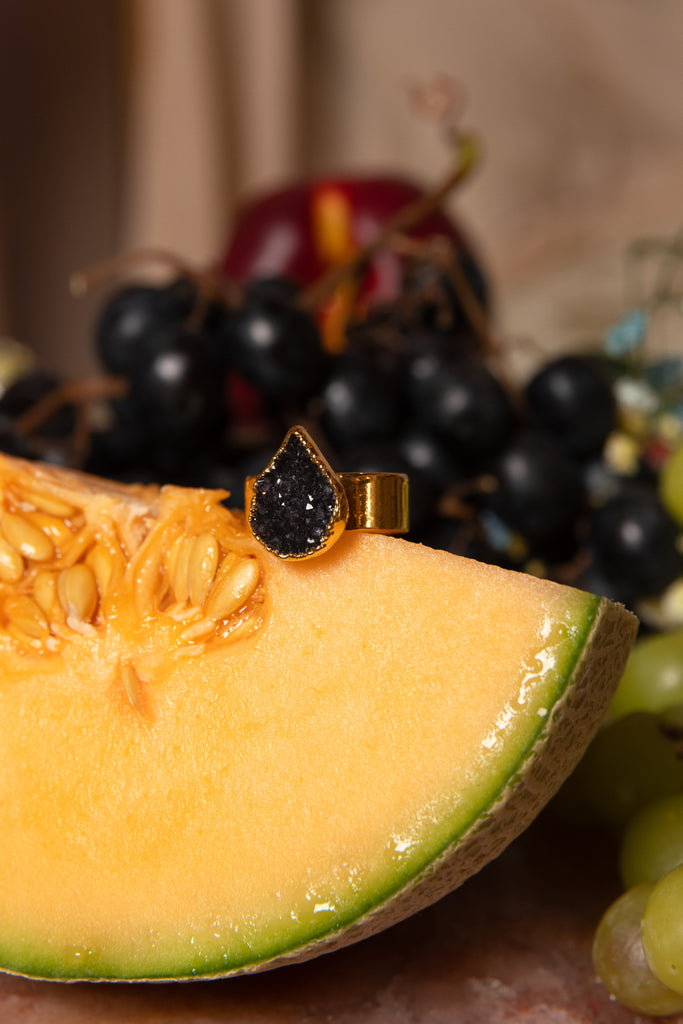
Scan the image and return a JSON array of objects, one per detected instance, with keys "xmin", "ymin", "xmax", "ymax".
[
  {"xmin": 554, "ymin": 711, "xmax": 683, "ymax": 827},
  {"xmin": 610, "ymin": 629, "xmax": 683, "ymax": 720},
  {"xmin": 660, "ymin": 442, "xmax": 683, "ymax": 528},
  {"xmin": 620, "ymin": 792, "xmax": 683, "ymax": 889},
  {"xmin": 643, "ymin": 863, "xmax": 683, "ymax": 996},
  {"xmin": 593, "ymin": 883, "xmax": 683, "ymax": 1015}
]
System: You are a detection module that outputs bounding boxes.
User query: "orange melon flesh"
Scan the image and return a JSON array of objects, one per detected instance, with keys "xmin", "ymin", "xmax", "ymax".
[{"xmin": 0, "ymin": 456, "xmax": 637, "ymax": 981}]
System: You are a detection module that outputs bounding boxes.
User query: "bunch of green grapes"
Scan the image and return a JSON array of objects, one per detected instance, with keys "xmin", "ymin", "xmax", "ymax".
[
  {"xmin": 561, "ymin": 627, "xmax": 683, "ymax": 1013},
  {"xmin": 593, "ymin": 783, "xmax": 683, "ymax": 1015}
]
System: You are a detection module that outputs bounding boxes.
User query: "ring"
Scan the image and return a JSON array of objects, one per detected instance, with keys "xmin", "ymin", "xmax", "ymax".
[{"xmin": 245, "ymin": 425, "xmax": 409, "ymax": 561}]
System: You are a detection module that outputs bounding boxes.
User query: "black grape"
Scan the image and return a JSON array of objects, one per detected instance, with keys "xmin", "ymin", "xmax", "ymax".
[
  {"xmin": 486, "ymin": 431, "xmax": 585, "ymax": 563},
  {"xmin": 406, "ymin": 352, "xmax": 515, "ymax": 463},
  {"xmin": 95, "ymin": 278, "xmax": 197, "ymax": 377},
  {"xmin": 526, "ymin": 355, "xmax": 616, "ymax": 459},
  {"xmin": 225, "ymin": 297, "xmax": 326, "ymax": 400},
  {"xmin": 319, "ymin": 351, "xmax": 400, "ymax": 448},
  {"xmin": 128, "ymin": 324, "xmax": 225, "ymax": 451},
  {"xmin": 591, "ymin": 486, "xmax": 683, "ymax": 597}
]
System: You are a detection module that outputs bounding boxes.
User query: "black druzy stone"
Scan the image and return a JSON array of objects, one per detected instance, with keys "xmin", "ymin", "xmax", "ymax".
[{"xmin": 249, "ymin": 431, "xmax": 339, "ymax": 558}]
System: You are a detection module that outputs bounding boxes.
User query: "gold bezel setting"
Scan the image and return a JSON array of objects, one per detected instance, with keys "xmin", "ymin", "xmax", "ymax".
[{"xmin": 245, "ymin": 426, "xmax": 409, "ymax": 561}]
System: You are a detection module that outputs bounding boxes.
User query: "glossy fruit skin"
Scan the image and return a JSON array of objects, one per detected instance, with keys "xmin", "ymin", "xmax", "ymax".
[
  {"xmin": 486, "ymin": 432, "xmax": 583, "ymax": 563},
  {"xmin": 223, "ymin": 297, "xmax": 326, "ymax": 401},
  {"xmin": 525, "ymin": 355, "xmax": 616, "ymax": 459},
  {"xmin": 591, "ymin": 487, "xmax": 683, "ymax": 597},
  {"xmin": 643, "ymin": 864, "xmax": 683, "ymax": 995},
  {"xmin": 555, "ymin": 711, "xmax": 683, "ymax": 827},
  {"xmin": 319, "ymin": 351, "xmax": 400, "ymax": 448},
  {"xmin": 659, "ymin": 442, "xmax": 683, "ymax": 528},
  {"xmin": 95, "ymin": 279, "xmax": 196, "ymax": 376},
  {"xmin": 620, "ymin": 792, "xmax": 683, "ymax": 889},
  {"xmin": 610, "ymin": 629, "xmax": 683, "ymax": 719},
  {"xmin": 407, "ymin": 354, "xmax": 516, "ymax": 464},
  {"xmin": 221, "ymin": 176, "xmax": 482, "ymax": 308},
  {"xmin": 394, "ymin": 425, "xmax": 462, "ymax": 494},
  {"xmin": 128, "ymin": 325, "xmax": 224, "ymax": 453},
  {"xmin": 593, "ymin": 882, "xmax": 683, "ymax": 1015}
]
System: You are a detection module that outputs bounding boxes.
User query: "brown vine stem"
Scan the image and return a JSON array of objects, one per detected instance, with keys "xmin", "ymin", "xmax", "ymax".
[
  {"xmin": 69, "ymin": 248, "xmax": 244, "ymax": 321},
  {"xmin": 388, "ymin": 230, "xmax": 525, "ymax": 408},
  {"xmin": 14, "ymin": 377, "xmax": 128, "ymax": 438},
  {"xmin": 299, "ymin": 132, "xmax": 480, "ymax": 314},
  {"xmin": 69, "ymin": 247, "xmax": 195, "ymax": 298},
  {"xmin": 390, "ymin": 231, "xmax": 499, "ymax": 358},
  {"xmin": 443, "ymin": 244, "xmax": 497, "ymax": 356}
]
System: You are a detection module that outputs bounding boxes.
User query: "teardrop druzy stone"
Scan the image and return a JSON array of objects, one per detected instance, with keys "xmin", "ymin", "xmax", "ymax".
[{"xmin": 248, "ymin": 429, "xmax": 344, "ymax": 558}]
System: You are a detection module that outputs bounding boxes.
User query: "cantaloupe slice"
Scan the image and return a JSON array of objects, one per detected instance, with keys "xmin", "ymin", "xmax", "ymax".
[{"xmin": 0, "ymin": 453, "xmax": 637, "ymax": 981}]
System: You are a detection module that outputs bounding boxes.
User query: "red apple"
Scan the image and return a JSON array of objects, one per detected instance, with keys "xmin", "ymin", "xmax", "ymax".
[{"xmin": 221, "ymin": 175, "xmax": 481, "ymax": 308}]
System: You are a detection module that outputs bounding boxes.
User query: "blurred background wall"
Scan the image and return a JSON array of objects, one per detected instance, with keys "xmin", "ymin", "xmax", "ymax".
[{"xmin": 0, "ymin": 0, "xmax": 682, "ymax": 377}]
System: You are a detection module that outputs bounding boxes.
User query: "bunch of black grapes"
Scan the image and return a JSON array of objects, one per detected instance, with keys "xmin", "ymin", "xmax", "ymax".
[{"xmin": 1, "ymin": 250, "xmax": 680, "ymax": 618}]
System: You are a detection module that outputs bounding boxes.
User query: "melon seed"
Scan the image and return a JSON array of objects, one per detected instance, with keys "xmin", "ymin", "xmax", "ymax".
[
  {"xmin": 0, "ymin": 537, "xmax": 24, "ymax": 582},
  {"xmin": 86, "ymin": 543, "xmax": 117, "ymax": 597},
  {"xmin": 207, "ymin": 556, "xmax": 260, "ymax": 621},
  {"xmin": 1, "ymin": 513, "xmax": 54, "ymax": 562},
  {"xmin": 188, "ymin": 533, "xmax": 220, "ymax": 608},
  {"xmin": 33, "ymin": 572, "xmax": 61, "ymax": 620},
  {"xmin": 5, "ymin": 595, "xmax": 50, "ymax": 640},
  {"xmin": 20, "ymin": 489, "xmax": 76, "ymax": 518},
  {"xmin": 120, "ymin": 663, "xmax": 144, "ymax": 714},
  {"xmin": 57, "ymin": 564, "xmax": 98, "ymax": 624},
  {"xmin": 171, "ymin": 538, "xmax": 194, "ymax": 604},
  {"xmin": 26, "ymin": 512, "xmax": 74, "ymax": 549}
]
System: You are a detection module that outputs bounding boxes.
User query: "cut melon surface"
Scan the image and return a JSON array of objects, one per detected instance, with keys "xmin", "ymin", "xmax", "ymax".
[{"xmin": 0, "ymin": 454, "xmax": 637, "ymax": 981}]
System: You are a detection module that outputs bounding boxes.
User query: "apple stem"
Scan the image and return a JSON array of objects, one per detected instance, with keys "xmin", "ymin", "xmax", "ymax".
[{"xmin": 299, "ymin": 132, "xmax": 479, "ymax": 314}]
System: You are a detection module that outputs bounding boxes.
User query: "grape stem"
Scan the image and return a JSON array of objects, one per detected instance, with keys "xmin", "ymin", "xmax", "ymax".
[
  {"xmin": 69, "ymin": 248, "xmax": 243, "ymax": 319},
  {"xmin": 70, "ymin": 248, "xmax": 195, "ymax": 298},
  {"xmin": 391, "ymin": 232, "xmax": 500, "ymax": 358},
  {"xmin": 390, "ymin": 231, "xmax": 523, "ymax": 407},
  {"xmin": 299, "ymin": 132, "xmax": 479, "ymax": 314},
  {"xmin": 551, "ymin": 547, "xmax": 593, "ymax": 585},
  {"xmin": 13, "ymin": 377, "xmax": 128, "ymax": 438},
  {"xmin": 437, "ymin": 474, "xmax": 499, "ymax": 520}
]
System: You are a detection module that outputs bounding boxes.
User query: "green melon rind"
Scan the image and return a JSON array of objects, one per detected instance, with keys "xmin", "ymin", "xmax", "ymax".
[
  {"xmin": 197, "ymin": 593, "xmax": 636, "ymax": 981},
  {"xmin": 0, "ymin": 593, "xmax": 636, "ymax": 982},
  {"xmin": 189, "ymin": 591, "xmax": 603, "ymax": 976}
]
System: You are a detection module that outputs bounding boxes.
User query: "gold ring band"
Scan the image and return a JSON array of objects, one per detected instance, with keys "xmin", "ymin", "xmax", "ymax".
[
  {"xmin": 244, "ymin": 426, "xmax": 409, "ymax": 561},
  {"xmin": 338, "ymin": 472, "xmax": 409, "ymax": 534}
]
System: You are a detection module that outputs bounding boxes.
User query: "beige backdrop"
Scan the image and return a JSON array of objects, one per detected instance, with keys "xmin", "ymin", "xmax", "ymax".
[{"xmin": 1, "ymin": 0, "xmax": 682, "ymax": 377}]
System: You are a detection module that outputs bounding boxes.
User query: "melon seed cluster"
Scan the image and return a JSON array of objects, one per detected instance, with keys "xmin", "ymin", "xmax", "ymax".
[
  {"xmin": 0, "ymin": 486, "xmax": 94, "ymax": 648},
  {"xmin": 0, "ymin": 456, "xmax": 265, "ymax": 656},
  {"xmin": 160, "ymin": 533, "xmax": 262, "ymax": 642}
]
